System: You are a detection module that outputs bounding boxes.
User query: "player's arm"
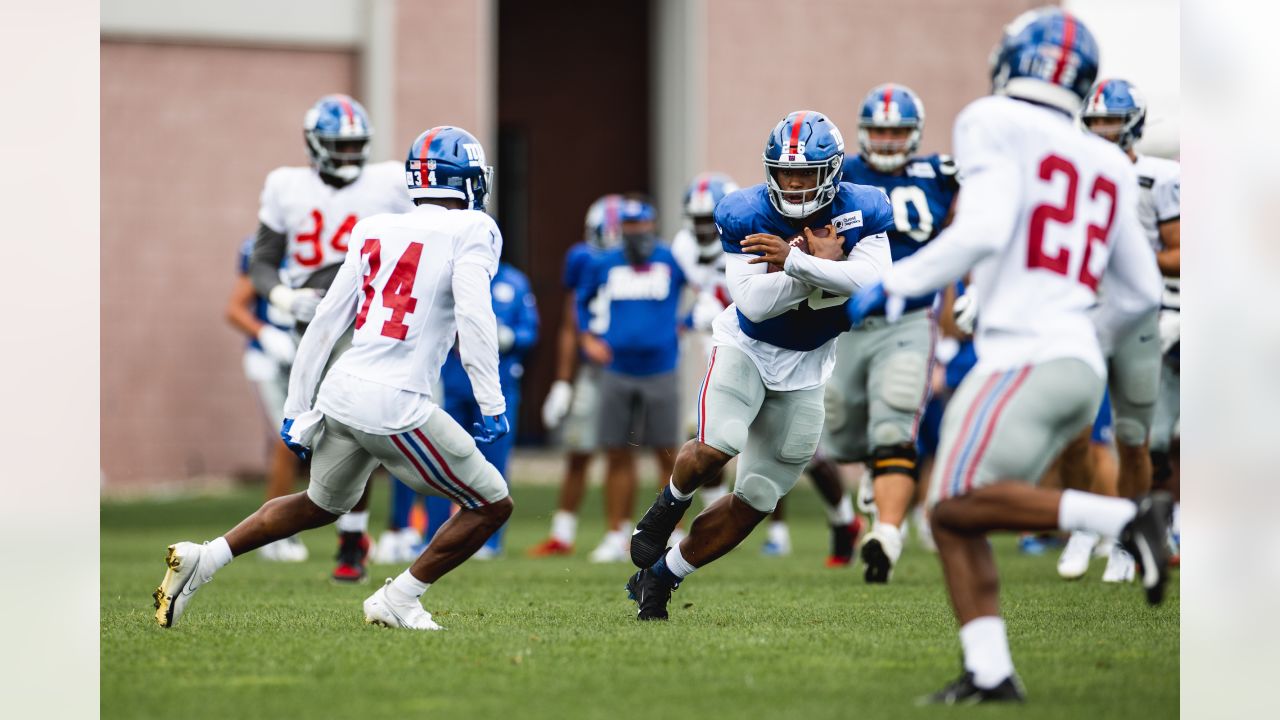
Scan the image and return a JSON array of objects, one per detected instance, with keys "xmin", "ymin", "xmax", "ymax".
[
  {"xmin": 1156, "ymin": 218, "xmax": 1179, "ymax": 277},
  {"xmin": 554, "ymin": 293, "xmax": 580, "ymax": 381},
  {"xmin": 724, "ymin": 252, "xmax": 815, "ymax": 322},
  {"xmin": 455, "ymin": 225, "xmax": 507, "ymax": 417},
  {"xmin": 779, "ymin": 230, "xmax": 892, "ymax": 296},
  {"xmin": 1154, "ymin": 169, "xmax": 1180, "ymax": 277},
  {"xmin": 282, "ymin": 247, "xmax": 362, "ymax": 417},
  {"xmin": 574, "ymin": 267, "xmax": 613, "ymax": 366},
  {"xmin": 248, "ymin": 222, "xmax": 289, "ymax": 298},
  {"xmin": 1092, "ymin": 183, "xmax": 1163, "ymax": 353}
]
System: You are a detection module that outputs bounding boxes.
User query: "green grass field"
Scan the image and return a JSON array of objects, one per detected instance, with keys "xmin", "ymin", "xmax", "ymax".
[{"xmin": 102, "ymin": 481, "xmax": 1178, "ymax": 720}]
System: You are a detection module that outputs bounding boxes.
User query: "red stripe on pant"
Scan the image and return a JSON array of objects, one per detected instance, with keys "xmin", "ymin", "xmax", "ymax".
[
  {"xmin": 413, "ymin": 429, "xmax": 488, "ymax": 507},
  {"xmin": 390, "ymin": 433, "xmax": 466, "ymax": 505},
  {"xmin": 698, "ymin": 347, "xmax": 718, "ymax": 445},
  {"xmin": 938, "ymin": 373, "xmax": 1003, "ymax": 501},
  {"xmin": 958, "ymin": 366, "xmax": 1032, "ymax": 495}
]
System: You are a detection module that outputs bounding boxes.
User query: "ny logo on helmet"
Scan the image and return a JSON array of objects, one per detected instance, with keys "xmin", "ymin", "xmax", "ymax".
[{"xmin": 463, "ymin": 143, "xmax": 485, "ymax": 167}]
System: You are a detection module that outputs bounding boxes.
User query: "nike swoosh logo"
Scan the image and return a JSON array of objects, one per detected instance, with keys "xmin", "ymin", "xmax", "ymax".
[{"xmin": 1139, "ymin": 334, "xmax": 1156, "ymax": 343}]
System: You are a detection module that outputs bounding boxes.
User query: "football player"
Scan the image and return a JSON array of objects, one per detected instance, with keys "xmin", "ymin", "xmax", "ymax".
[
  {"xmin": 577, "ymin": 197, "xmax": 687, "ymax": 562},
  {"xmin": 247, "ymin": 94, "xmax": 416, "ymax": 582},
  {"xmin": 625, "ymin": 110, "xmax": 893, "ymax": 620},
  {"xmin": 528, "ymin": 195, "xmax": 624, "ymax": 556},
  {"xmin": 224, "ymin": 235, "xmax": 306, "ymax": 562},
  {"xmin": 155, "ymin": 126, "xmax": 513, "ymax": 631},
  {"xmin": 828, "ymin": 83, "xmax": 961, "ymax": 582},
  {"xmin": 846, "ymin": 9, "xmax": 1171, "ymax": 703}
]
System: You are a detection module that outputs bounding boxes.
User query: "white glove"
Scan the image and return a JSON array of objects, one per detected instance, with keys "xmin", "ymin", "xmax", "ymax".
[
  {"xmin": 269, "ymin": 285, "xmax": 323, "ymax": 323},
  {"xmin": 1158, "ymin": 309, "xmax": 1180, "ymax": 354},
  {"xmin": 541, "ymin": 380, "xmax": 573, "ymax": 430},
  {"xmin": 256, "ymin": 325, "xmax": 297, "ymax": 365},
  {"xmin": 691, "ymin": 291, "xmax": 725, "ymax": 331},
  {"xmin": 953, "ymin": 290, "xmax": 978, "ymax": 335},
  {"xmin": 497, "ymin": 324, "xmax": 516, "ymax": 353}
]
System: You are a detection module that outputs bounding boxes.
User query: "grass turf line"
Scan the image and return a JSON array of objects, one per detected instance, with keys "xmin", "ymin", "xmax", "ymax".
[{"xmin": 102, "ymin": 482, "xmax": 1177, "ymax": 719}]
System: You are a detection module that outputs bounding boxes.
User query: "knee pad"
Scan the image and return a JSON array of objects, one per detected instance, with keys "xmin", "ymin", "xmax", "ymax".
[
  {"xmin": 880, "ymin": 352, "xmax": 928, "ymax": 413},
  {"xmin": 734, "ymin": 473, "xmax": 781, "ymax": 513},
  {"xmin": 712, "ymin": 420, "xmax": 750, "ymax": 456},
  {"xmin": 870, "ymin": 442, "xmax": 919, "ymax": 481},
  {"xmin": 1114, "ymin": 417, "xmax": 1149, "ymax": 448},
  {"xmin": 777, "ymin": 404, "xmax": 824, "ymax": 463}
]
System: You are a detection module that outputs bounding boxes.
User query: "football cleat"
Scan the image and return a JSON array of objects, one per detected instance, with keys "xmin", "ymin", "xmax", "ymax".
[
  {"xmin": 626, "ymin": 568, "xmax": 677, "ymax": 621},
  {"xmin": 761, "ymin": 523, "xmax": 792, "ymax": 557},
  {"xmin": 260, "ymin": 536, "xmax": 308, "ymax": 563},
  {"xmin": 372, "ymin": 528, "xmax": 421, "ymax": 565},
  {"xmin": 1057, "ymin": 531, "xmax": 1100, "ymax": 580},
  {"xmin": 860, "ymin": 524, "xmax": 903, "ymax": 584},
  {"xmin": 631, "ymin": 490, "xmax": 693, "ymax": 568},
  {"xmin": 526, "ymin": 537, "xmax": 574, "ymax": 557},
  {"xmin": 919, "ymin": 671, "xmax": 1026, "ymax": 705},
  {"xmin": 363, "ymin": 579, "xmax": 442, "ymax": 631},
  {"xmin": 1102, "ymin": 544, "xmax": 1136, "ymax": 583},
  {"xmin": 153, "ymin": 542, "xmax": 213, "ymax": 629},
  {"xmin": 826, "ymin": 515, "xmax": 863, "ymax": 567},
  {"xmin": 1118, "ymin": 492, "xmax": 1174, "ymax": 604},
  {"xmin": 332, "ymin": 532, "xmax": 371, "ymax": 583},
  {"xmin": 589, "ymin": 535, "xmax": 630, "ymax": 564}
]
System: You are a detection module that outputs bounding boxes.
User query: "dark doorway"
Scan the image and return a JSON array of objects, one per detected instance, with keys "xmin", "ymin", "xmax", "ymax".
[{"xmin": 497, "ymin": 0, "xmax": 652, "ymax": 442}]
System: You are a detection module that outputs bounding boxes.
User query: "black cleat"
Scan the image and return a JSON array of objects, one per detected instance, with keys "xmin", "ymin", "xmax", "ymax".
[
  {"xmin": 918, "ymin": 671, "xmax": 1026, "ymax": 705},
  {"xmin": 860, "ymin": 537, "xmax": 891, "ymax": 584},
  {"xmin": 332, "ymin": 531, "xmax": 370, "ymax": 583},
  {"xmin": 625, "ymin": 568, "xmax": 677, "ymax": 621},
  {"xmin": 1119, "ymin": 491, "xmax": 1174, "ymax": 605},
  {"xmin": 630, "ymin": 491, "xmax": 692, "ymax": 568}
]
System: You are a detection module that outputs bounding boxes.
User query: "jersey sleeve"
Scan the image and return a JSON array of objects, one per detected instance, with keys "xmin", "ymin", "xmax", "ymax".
[
  {"xmin": 574, "ymin": 255, "xmax": 606, "ymax": 333},
  {"xmin": 562, "ymin": 245, "xmax": 591, "ymax": 290},
  {"xmin": 714, "ymin": 192, "xmax": 750, "ymax": 254},
  {"xmin": 257, "ymin": 168, "xmax": 288, "ymax": 234},
  {"xmin": 1154, "ymin": 164, "xmax": 1180, "ymax": 222},
  {"xmin": 282, "ymin": 238, "xmax": 363, "ymax": 417},
  {"xmin": 933, "ymin": 154, "xmax": 962, "ymax": 194},
  {"xmin": 455, "ymin": 212, "xmax": 502, "ymax": 278}
]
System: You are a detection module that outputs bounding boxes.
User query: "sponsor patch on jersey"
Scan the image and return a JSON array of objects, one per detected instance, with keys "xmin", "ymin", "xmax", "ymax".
[
  {"xmin": 905, "ymin": 161, "xmax": 936, "ymax": 179},
  {"xmin": 1138, "ymin": 176, "xmax": 1155, "ymax": 189},
  {"xmin": 832, "ymin": 210, "xmax": 863, "ymax": 234}
]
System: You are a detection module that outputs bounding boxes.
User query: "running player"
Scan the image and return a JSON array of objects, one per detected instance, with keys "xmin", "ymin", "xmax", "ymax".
[
  {"xmin": 844, "ymin": 9, "xmax": 1171, "ymax": 703},
  {"xmin": 154, "ymin": 126, "xmax": 512, "ymax": 631}
]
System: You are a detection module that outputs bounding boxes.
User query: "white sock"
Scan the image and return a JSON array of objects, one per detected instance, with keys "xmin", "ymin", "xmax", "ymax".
[
  {"xmin": 668, "ymin": 478, "xmax": 694, "ymax": 502},
  {"xmin": 700, "ymin": 485, "xmax": 728, "ymax": 508},
  {"xmin": 336, "ymin": 511, "xmax": 369, "ymax": 534},
  {"xmin": 551, "ymin": 510, "xmax": 577, "ymax": 544},
  {"xmin": 387, "ymin": 570, "xmax": 430, "ymax": 605},
  {"xmin": 206, "ymin": 537, "xmax": 234, "ymax": 573},
  {"xmin": 767, "ymin": 521, "xmax": 790, "ymax": 544},
  {"xmin": 1171, "ymin": 502, "xmax": 1181, "ymax": 536},
  {"xmin": 872, "ymin": 521, "xmax": 901, "ymax": 544},
  {"xmin": 664, "ymin": 544, "xmax": 697, "ymax": 579},
  {"xmin": 1057, "ymin": 490, "xmax": 1136, "ymax": 538},
  {"xmin": 826, "ymin": 494, "xmax": 855, "ymax": 526},
  {"xmin": 959, "ymin": 616, "xmax": 1015, "ymax": 689}
]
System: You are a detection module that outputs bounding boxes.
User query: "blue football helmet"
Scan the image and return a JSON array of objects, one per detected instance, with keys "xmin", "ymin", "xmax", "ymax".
[
  {"xmin": 858, "ymin": 83, "xmax": 926, "ymax": 173},
  {"xmin": 404, "ymin": 126, "xmax": 493, "ymax": 211},
  {"xmin": 683, "ymin": 172, "xmax": 739, "ymax": 218},
  {"xmin": 989, "ymin": 7, "xmax": 1100, "ymax": 114},
  {"xmin": 584, "ymin": 194, "xmax": 625, "ymax": 250},
  {"xmin": 303, "ymin": 94, "xmax": 372, "ymax": 183},
  {"xmin": 762, "ymin": 111, "xmax": 846, "ymax": 219},
  {"xmin": 1080, "ymin": 79, "xmax": 1147, "ymax": 151}
]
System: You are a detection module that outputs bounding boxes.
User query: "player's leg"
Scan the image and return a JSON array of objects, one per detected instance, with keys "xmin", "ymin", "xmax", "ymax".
[
  {"xmin": 805, "ymin": 454, "xmax": 860, "ymax": 565},
  {"xmin": 477, "ymin": 391, "xmax": 520, "ymax": 556},
  {"xmin": 627, "ymin": 384, "xmax": 824, "ymax": 620},
  {"xmin": 593, "ymin": 370, "xmax": 639, "ymax": 562},
  {"xmin": 820, "ymin": 333, "xmax": 872, "ymax": 565},
  {"xmin": 1149, "ymin": 354, "xmax": 1180, "ymax": 560},
  {"xmin": 630, "ymin": 346, "xmax": 764, "ymax": 568},
  {"xmin": 360, "ymin": 411, "xmax": 513, "ymax": 630},
  {"xmin": 1105, "ymin": 315, "xmax": 1161, "ymax": 581},
  {"xmin": 253, "ymin": 365, "xmax": 309, "ymax": 561},
  {"xmin": 530, "ymin": 365, "xmax": 601, "ymax": 556},
  {"xmin": 1055, "ymin": 403, "xmax": 1105, "ymax": 578},
  {"xmin": 155, "ymin": 417, "xmax": 379, "ymax": 628},
  {"xmin": 638, "ymin": 370, "xmax": 684, "ymax": 545},
  {"xmin": 372, "ymin": 475, "xmax": 424, "ymax": 564}
]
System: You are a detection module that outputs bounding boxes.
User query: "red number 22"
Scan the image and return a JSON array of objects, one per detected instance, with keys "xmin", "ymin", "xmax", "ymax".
[
  {"xmin": 1026, "ymin": 154, "xmax": 1117, "ymax": 291},
  {"xmin": 355, "ymin": 238, "xmax": 423, "ymax": 340}
]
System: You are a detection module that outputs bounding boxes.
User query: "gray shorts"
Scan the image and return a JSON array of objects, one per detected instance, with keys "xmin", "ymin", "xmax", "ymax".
[
  {"xmin": 695, "ymin": 344, "xmax": 826, "ymax": 512},
  {"xmin": 598, "ymin": 369, "xmax": 682, "ymax": 449},
  {"xmin": 307, "ymin": 411, "xmax": 508, "ymax": 515},
  {"xmin": 928, "ymin": 358, "xmax": 1103, "ymax": 508},
  {"xmin": 559, "ymin": 364, "xmax": 602, "ymax": 452},
  {"xmin": 1107, "ymin": 312, "xmax": 1161, "ymax": 447},
  {"xmin": 1150, "ymin": 355, "xmax": 1179, "ymax": 451},
  {"xmin": 822, "ymin": 309, "xmax": 934, "ymax": 462}
]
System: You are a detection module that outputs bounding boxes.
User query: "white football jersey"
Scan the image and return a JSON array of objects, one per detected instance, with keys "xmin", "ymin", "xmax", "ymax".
[
  {"xmin": 1133, "ymin": 154, "xmax": 1181, "ymax": 309},
  {"xmin": 670, "ymin": 227, "xmax": 728, "ymax": 295},
  {"xmin": 258, "ymin": 161, "xmax": 415, "ymax": 288},
  {"xmin": 285, "ymin": 204, "xmax": 504, "ymax": 435},
  {"xmin": 882, "ymin": 95, "xmax": 1161, "ymax": 377}
]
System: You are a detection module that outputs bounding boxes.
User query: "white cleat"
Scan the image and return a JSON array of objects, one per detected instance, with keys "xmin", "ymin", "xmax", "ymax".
[
  {"xmin": 1057, "ymin": 531, "xmax": 1099, "ymax": 580},
  {"xmin": 471, "ymin": 545, "xmax": 498, "ymax": 561},
  {"xmin": 588, "ymin": 535, "xmax": 630, "ymax": 563},
  {"xmin": 860, "ymin": 524, "xmax": 903, "ymax": 584},
  {"xmin": 260, "ymin": 536, "xmax": 309, "ymax": 563},
  {"xmin": 1102, "ymin": 545, "xmax": 1136, "ymax": 583},
  {"xmin": 372, "ymin": 528, "xmax": 422, "ymax": 564},
  {"xmin": 153, "ymin": 542, "xmax": 214, "ymax": 628},
  {"xmin": 363, "ymin": 579, "xmax": 442, "ymax": 630},
  {"xmin": 761, "ymin": 522, "xmax": 792, "ymax": 557}
]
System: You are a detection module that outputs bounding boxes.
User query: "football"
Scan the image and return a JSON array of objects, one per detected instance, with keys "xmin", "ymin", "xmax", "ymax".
[{"xmin": 767, "ymin": 228, "xmax": 823, "ymax": 272}]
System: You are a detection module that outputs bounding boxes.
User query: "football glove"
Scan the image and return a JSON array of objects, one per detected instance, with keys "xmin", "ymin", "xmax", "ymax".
[
  {"xmin": 541, "ymin": 380, "xmax": 573, "ymax": 430},
  {"xmin": 268, "ymin": 285, "xmax": 323, "ymax": 323},
  {"xmin": 472, "ymin": 413, "xmax": 511, "ymax": 445},
  {"xmin": 846, "ymin": 282, "xmax": 905, "ymax": 326},
  {"xmin": 280, "ymin": 410, "xmax": 323, "ymax": 460},
  {"xmin": 256, "ymin": 325, "xmax": 298, "ymax": 365},
  {"xmin": 953, "ymin": 290, "xmax": 979, "ymax": 336},
  {"xmin": 497, "ymin": 324, "xmax": 516, "ymax": 353},
  {"xmin": 691, "ymin": 291, "xmax": 725, "ymax": 331}
]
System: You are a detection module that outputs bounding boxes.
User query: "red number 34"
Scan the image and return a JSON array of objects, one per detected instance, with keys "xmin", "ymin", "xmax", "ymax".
[
  {"xmin": 1027, "ymin": 154, "xmax": 1117, "ymax": 291},
  {"xmin": 355, "ymin": 238, "xmax": 423, "ymax": 341}
]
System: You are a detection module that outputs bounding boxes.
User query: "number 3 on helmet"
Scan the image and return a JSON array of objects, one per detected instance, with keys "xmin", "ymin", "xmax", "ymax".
[{"xmin": 404, "ymin": 126, "xmax": 494, "ymax": 212}]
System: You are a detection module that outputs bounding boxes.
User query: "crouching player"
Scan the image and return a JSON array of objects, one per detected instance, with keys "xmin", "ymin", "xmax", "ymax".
[
  {"xmin": 155, "ymin": 126, "xmax": 512, "ymax": 631},
  {"xmin": 845, "ymin": 9, "xmax": 1171, "ymax": 702},
  {"xmin": 625, "ymin": 110, "xmax": 893, "ymax": 619}
]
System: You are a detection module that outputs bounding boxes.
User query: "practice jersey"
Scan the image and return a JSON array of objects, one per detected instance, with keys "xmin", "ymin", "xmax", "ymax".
[
  {"xmin": 237, "ymin": 236, "xmax": 293, "ymax": 352},
  {"xmin": 1134, "ymin": 154, "xmax": 1180, "ymax": 310},
  {"xmin": 880, "ymin": 95, "xmax": 1162, "ymax": 377},
  {"xmin": 842, "ymin": 154, "xmax": 960, "ymax": 313},
  {"xmin": 563, "ymin": 241, "xmax": 610, "ymax": 335},
  {"xmin": 285, "ymin": 204, "xmax": 504, "ymax": 434},
  {"xmin": 577, "ymin": 245, "xmax": 687, "ymax": 376},
  {"xmin": 671, "ymin": 227, "xmax": 729, "ymax": 299},
  {"xmin": 441, "ymin": 262, "xmax": 540, "ymax": 405},
  {"xmin": 258, "ymin": 161, "xmax": 415, "ymax": 289}
]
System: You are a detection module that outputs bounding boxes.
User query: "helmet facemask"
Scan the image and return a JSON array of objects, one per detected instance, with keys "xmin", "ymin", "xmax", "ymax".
[
  {"xmin": 764, "ymin": 155, "xmax": 842, "ymax": 219},
  {"xmin": 858, "ymin": 124, "xmax": 920, "ymax": 173},
  {"xmin": 307, "ymin": 132, "xmax": 371, "ymax": 183}
]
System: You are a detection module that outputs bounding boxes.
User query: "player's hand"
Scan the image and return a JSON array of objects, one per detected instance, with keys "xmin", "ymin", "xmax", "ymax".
[
  {"xmin": 542, "ymin": 380, "xmax": 573, "ymax": 429},
  {"xmin": 279, "ymin": 418, "xmax": 310, "ymax": 460},
  {"xmin": 580, "ymin": 333, "xmax": 613, "ymax": 366},
  {"xmin": 257, "ymin": 325, "xmax": 297, "ymax": 365},
  {"xmin": 269, "ymin": 285, "xmax": 324, "ymax": 323},
  {"xmin": 741, "ymin": 233, "xmax": 789, "ymax": 268},
  {"xmin": 804, "ymin": 225, "xmax": 844, "ymax": 260},
  {"xmin": 497, "ymin": 324, "xmax": 516, "ymax": 353},
  {"xmin": 846, "ymin": 282, "xmax": 906, "ymax": 326},
  {"xmin": 691, "ymin": 291, "xmax": 725, "ymax": 331},
  {"xmin": 472, "ymin": 413, "xmax": 511, "ymax": 445},
  {"xmin": 953, "ymin": 290, "xmax": 978, "ymax": 336}
]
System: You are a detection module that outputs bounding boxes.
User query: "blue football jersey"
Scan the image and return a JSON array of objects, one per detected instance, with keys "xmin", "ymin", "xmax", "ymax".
[
  {"xmin": 576, "ymin": 245, "xmax": 687, "ymax": 376},
  {"xmin": 562, "ymin": 242, "xmax": 598, "ymax": 291},
  {"xmin": 842, "ymin": 154, "xmax": 960, "ymax": 312},
  {"xmin": 714, "ymin": 183, "xmax": 895, "ymax": 351}
]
